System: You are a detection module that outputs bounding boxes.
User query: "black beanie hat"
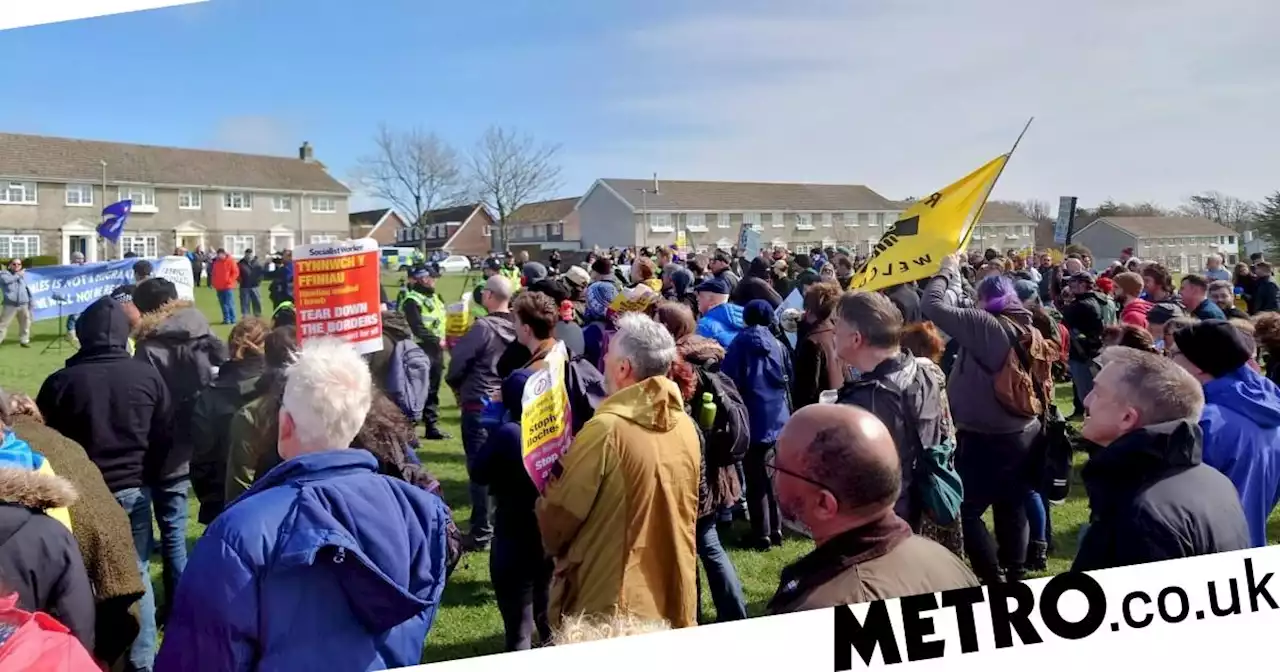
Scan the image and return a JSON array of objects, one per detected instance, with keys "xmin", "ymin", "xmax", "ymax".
[
  {"xmin": 134, "ymin": 278, "xmax": 178, "ymax": 314},
  {"xmin": 1173, "ymin": 319, "xmax": 1252, "ymax": 378}
]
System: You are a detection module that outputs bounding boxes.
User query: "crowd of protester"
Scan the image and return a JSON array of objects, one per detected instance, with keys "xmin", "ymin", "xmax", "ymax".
[{"xmin": 1, "ymin": 239, "xmax": 1279, "ymax": 670}]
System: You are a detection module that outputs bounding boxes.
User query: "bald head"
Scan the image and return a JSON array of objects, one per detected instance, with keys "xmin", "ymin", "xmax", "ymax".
[{"xmin": 777, "ymin": 404, "xmax": 901, "ymax": 514}]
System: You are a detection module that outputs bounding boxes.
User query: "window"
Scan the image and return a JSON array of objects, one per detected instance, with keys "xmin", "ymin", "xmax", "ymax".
[
  {"xmin": 549, "ymin": 223, "xmax": 562, "ymax": 236},
  {"xmin": 844, "ymin": 212, "xmax": 858, "ymax": 227},
  {"xmin": 310, "ymin": 234, "xmax": 339, "ymax": 244},
  {"xmin": 0, "ymin": 182, "xmax": 36, "ymax": 205},
  {"xmin": 482, "ymin": 224, "xmax": 491, "ymax": 237},
  {"xmin": 795, "ymin": 213, "xmax": 814, "ymax": 231},
  {"xmin": 822, "ymin": 213, "xmax": 833, "ymax": 228},
  {"xmin": 223, "ymin": 235, "xmax": 255, "ymax": 255},
  {"xmin": 119, "ymin": 235, "xmax": 157, "ymax": 259},
  {"xmin": 223, "ymin": 192, "xmax": 252, "ymax": 210},
  {"xmin": 716, "ymin": 213, "xmax": 732, "ymax": 229},
  {"xmin": 1229, "ymin": 235, "xmax": 1237, "ymax": 245},
  {"xmin": 272, "ymin": 195, "xmax": 292, "ymax": 212},
  {"xmin": 310, "ymin": 196, "xmax": 337, "ymax": 213},
  {"xmin": 859, "ymin": 212, "xmax": 871, "ymax": 227},
  {"xmin": 118, "ymin": 186, "xmax": 155, "ymax": 208},
  {"xmin": 179, "ymin": 189, "xmax": 202, "ymax": 209},
  {"xmin": 649, "ymin": 213, "xmax": 673, "ymax": 233},
  {"xmin": 772, "ymin": 212, "xmax": 785, "ymax": 229},
  {"xmin": 0, "ymin": 235, "xmax": 39, "ymax": 258},
  {"xmin": 794, "ymin": 243, "xmax": 811, "ymax": 255},
  {"xmin": 875, "ymin": 213, "xmax": 886, "ymax": 227},
  {"xmin": 686, "ymin": 214, "xmax": 707, "ymax": 232},
  {"xmin": 270, "ymin": 233, "xmax": 295, "ymax": 254},
  {"xmin": 742, "ymin": 212, "xmax": 761, "ymax": 231},
  {"xmin": 65, "ymin": 184, "xmax": 93, "ymax": 207}
]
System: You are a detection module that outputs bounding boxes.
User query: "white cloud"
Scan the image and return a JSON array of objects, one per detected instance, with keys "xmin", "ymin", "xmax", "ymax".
[{"xmin": 583, "ymin": 0, "xmax": 1280, "ymax": 206}]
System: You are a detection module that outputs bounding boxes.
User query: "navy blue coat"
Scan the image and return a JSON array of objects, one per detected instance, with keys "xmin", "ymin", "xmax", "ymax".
[{"xmin": 723, "ymin": 324, "xmax": 792, "ymax": 445}]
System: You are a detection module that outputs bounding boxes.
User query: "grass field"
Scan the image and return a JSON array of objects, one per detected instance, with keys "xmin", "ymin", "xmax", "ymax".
[{"xmin": 2, "ymin": 272, "xmax": 1275, "ymax": 665}]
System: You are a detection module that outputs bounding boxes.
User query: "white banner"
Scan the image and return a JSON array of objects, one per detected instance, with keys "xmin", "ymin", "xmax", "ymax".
[
  {"xmin": 0, "ymin": 0, "xmax": 207, "ymax": 32},
  {"xmin": 406, "ymin": 546, "xmax": 1280, "ymax": 671}
]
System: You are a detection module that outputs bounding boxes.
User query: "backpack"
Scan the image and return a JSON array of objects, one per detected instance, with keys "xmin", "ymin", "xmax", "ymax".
[
  {"xmin": 1098, "ymin": 296, "xmax": 1119, "ymax": 327},
  {"xmin": 693, "ymin": 368, "xmax": 751, "ymax": 468},
  {"xmin": 980, "ymin": 317, "xmax": 1059, "ymax": 419},
  {"xmin": 564, "ymin": 355, "xmax": 607, "ymax": 434},
  {"xmin": 582, "ymin": 320, "xmax": 615, "ymax": 372},
  {"xmin": 386, "ymin": 339, "xmax": 430, "ymax": 421}
]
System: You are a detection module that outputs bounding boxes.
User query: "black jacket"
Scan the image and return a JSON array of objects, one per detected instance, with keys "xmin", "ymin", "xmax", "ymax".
[
  {"xmin": 1062, "ymin": 291, "xmax": 1109, "ymax": 361},
  {"xmin": 883, "ymin": 283, "xmax": 922, "ymax": 324},
  {"xmin": 1252, "ymin": 277, "xmax": 1280, "ymax": 314},
  {"xmin": 0, "ymin": 466, "xmax": 95, "ymax": 651},
  {"xmin": 237, "ymin": 257, "xmax": 264, "ymax": 288},
  {"xmin": 835, "ymin": 352, "xmax": 945, "ymax": 529},
  {"xmin": 190, "ymin": 355, "xmax": 266, "ymax": 523},
  {"xmin": 37, "ymin": 298, "xmax": 171, "ymax": 493},
  {"xmin": 134, "ymin": 301, "xmax": 228, "ymax": 484},
  {"xmin": 1072, "ymin": 420, "xmax": 1251, "ymax": 572}
]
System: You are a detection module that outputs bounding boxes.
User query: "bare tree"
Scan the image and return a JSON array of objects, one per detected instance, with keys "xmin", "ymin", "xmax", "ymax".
[
  {"xmin": 354, "ymin": 125, "xmax": 466, "ymax": 251},
  {"xmin": 1008, "ymin": 199, "xmax": 1052, "ymax": 225},
  {"xmin": 1180, "ymin": 190, "xmax": 1257, "ymax": 233},
  {"xmin": 469, "ymin": 126, "xmax": 563, "ymax": 251}
]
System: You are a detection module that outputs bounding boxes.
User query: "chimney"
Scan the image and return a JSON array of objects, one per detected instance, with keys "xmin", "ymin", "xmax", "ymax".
[{"xmin": 299, "ymin": 141, "xmax": 314, "ymax": 163}]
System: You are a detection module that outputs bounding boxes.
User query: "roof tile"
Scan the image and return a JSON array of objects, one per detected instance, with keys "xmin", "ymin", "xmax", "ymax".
[{"xmin": 599, "ymin": 178, "xmax": 895, "ymax": 211}]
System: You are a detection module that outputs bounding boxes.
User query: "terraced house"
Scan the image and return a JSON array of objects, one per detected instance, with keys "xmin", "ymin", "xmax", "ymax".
[{"xmin": 0, "ymin": 132, "xmax": 351, "ymax": 263}]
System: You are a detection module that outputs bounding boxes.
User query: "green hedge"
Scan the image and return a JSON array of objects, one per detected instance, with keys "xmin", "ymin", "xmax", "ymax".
[{"xmin": 0, "ymin": 256, "xmax": 61, "ymax": 268}]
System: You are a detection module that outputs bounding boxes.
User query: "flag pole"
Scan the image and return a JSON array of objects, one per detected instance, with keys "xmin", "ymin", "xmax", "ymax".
[{"xmin": 973, "ymin": 117, "xmax": 1033, "ymax": 253}]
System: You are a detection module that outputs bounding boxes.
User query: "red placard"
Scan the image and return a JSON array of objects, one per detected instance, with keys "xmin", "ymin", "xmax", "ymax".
[{"xmin": 292, "ymin": 238, "xmax": 384, "ymax": 354}]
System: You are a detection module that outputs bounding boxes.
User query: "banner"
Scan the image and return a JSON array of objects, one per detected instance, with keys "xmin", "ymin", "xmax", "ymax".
[
  {"xmin": 25, "ymin": 256, "xmax": 193, "ymax": 321},
  {"xmin": 739, "ymin": 226, "xmax": 762, "ymax": 259},
  {"xmin": 293, "ymin": 238, "xmax": 384, "ymax": 355},
  {"xmin": 851, "ymin": 154, "xmax": 1008, "ymax": 292},
  {"xmin": 1054, "ymin": 196, "xmax": 1078, "ymax": 245},
  {"xmin": 410, "ymin": 545, "xmax": 1280, "ymax": 672},
  {"xmin": 520, "ymin": 341, "xmax": 572, "ymax": 493},
  {"xmin": 608, "ymin": 284, "xmax": 659, "ymax": 315},
  {"xmin": 445, "ymin": 294, "xmax": 474, "ymax": 350}
]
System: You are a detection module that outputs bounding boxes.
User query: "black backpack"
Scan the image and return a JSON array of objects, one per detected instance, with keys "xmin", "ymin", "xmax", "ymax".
[
  {"xmin": 694, "ymin": 367, "xmax": 751, "ymax": 468},
  {"xmin": 565, "ymin": 355, "xmax": 607, "ymax": 435}
]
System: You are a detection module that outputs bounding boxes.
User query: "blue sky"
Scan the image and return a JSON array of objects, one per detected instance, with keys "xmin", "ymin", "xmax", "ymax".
[{"xmin": 2, "ymin": 0, "xmax": 1278, "ymax": 210}]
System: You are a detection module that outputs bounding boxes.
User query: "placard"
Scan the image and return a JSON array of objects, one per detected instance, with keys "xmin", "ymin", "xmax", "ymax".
[{"xmin": 293, "ymin": 238, "xmax": 383, "ymax": 354}]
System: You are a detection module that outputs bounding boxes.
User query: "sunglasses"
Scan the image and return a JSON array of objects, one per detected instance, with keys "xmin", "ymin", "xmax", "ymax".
[{"xmin": 765, "ymin": 456, "xmax": 837, "ymax": 493}]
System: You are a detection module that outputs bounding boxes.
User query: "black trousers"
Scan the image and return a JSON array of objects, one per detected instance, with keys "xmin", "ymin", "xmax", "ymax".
[
  {"xmin": 490, "ymin": 537, "xmax": 553, "ymax": 651},
  {"xmin": 956, "ymin": 423, "xmax": 1040, "ymax": 584},
  {"xmin": 420, "ymin": 337, "xmax": 444, "ymax": 428},
  {"xmin": 743, "ymin": 442, "xmax": 781, "ymax": 544}
]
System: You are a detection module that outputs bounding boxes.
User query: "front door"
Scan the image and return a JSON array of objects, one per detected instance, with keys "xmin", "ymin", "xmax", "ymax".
[
  {"xmin": 178, "ymin": 235, "xmax": 202, "ymax": 253},
  {"xmin": 69, "ymin": 235, "xmax": 89, "ymax": 262}
]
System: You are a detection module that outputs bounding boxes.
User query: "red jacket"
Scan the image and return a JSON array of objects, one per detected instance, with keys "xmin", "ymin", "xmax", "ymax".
[
  {"xmin": 0, "ymin": 595, "xmax": 100, "ymax": 672},
  {"xmin": 211, "ymin": 256, "xmax": 240, "ymax": 291},
  {"xmin": 1120, "ymin": 298, "xmax": 1154, "ymax": 330}
]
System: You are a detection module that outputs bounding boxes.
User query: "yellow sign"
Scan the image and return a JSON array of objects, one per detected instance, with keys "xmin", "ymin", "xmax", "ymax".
[
  {"xmin": 676, "ymin": 230, "xmax": 688, "ymax": 250},
  {"xmin": 609, "ymin": 285, "xmax": 659, "ymax": 314},
  {"xmin": 850, "ymin": 154, "xmax": 1009, "ymax": 292},
  {"xmin": 444, "ymin": 294, "xmax": 474, "ymax": 349}
]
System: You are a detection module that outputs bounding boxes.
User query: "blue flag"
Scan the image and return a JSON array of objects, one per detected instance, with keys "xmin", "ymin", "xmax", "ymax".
[{"xmin": 98, "ymin": 199, "xmax": 132, "ymax": 244}]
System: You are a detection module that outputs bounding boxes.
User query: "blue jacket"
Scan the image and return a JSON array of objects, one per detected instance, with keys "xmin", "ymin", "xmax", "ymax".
[
  {"xmin": 155, "ymin": 450, "xmax": 453, "ymax": 672},
  {"xmin": 1200, "ymin": 365, "xmax": 1280, "ymax": 547},
  {"xmin": 697, "ymin": 303, "xmax": 745, "ymax": 349},
  {"xmin": 723, "ymin": 325, "xmax": 792, "ymax": 444}
]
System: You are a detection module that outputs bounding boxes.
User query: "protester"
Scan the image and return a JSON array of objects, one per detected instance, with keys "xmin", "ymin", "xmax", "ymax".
[
  {"xmin": 0, "ymin": 258, "xmax": 32, "ymax": 347},
  {"xmin": 0, "ymin": 414, "xmax": 95, "ymax": 651},
  {"xmin": 1073, "ymin": 346, "xmax": 1250, "ymax": 571},
  {"xmin": 1255, "ymin": 312, "xmax": 1280, "ymax": 387},
  {"xmin": 447, "ymin": 275, "xmax": 518, "ymax": 551},
  {"xmin": 223, "ymin": 326, "xmax": 299, "ymax": 502},
  {"xmin": 267, "ymin": 249, "xmax": 294, "ymax": 309},
  {"xmin": 1145, "ymin": 302, "xmax": 1184, "ymax": 350},
  {"xmin": 538, "ymin": 314, "xmax": 700, "ymax": 629},
  {"xmin": 922, "ymin": 257, "xmax": 1047, "ymax": 584},
  {"xmin": 210, "ymin": 248, "xmax": 240, "ymax": 324},
  {"xmin": 1169, "ymin": 321, "xmax": 1280, "ymax": 548},
  {"xmin": 1204, "ymin": 254, "xmax": 1231, "ymax": 282},
  {"xmin": 1062, "ymin": 272, "xmax": 1113, "ymax": 418},
  {"xmin": 36, "ymin": 296, "xmax": 169, "ymax": 672},
  {"xmin": 582, "ymin": 272, "xmax": 620, "ymax": 369},
  {"xmin": 156, "ymin": 339, "xmax": 454, "ymax": 671},
  {"xmin": 471, "ymin": 370, "xmax": 553, "ymax": 650},
  {"xmin": 1209, "ymin": 280, "xmax": 1250, "ymax": 320},
  {"xmin": 766, "ymin": 405, "xmax": 977, "ymax": 613},
  {"xmin": 552, "ymin": 610, "xmax": 671, "ymax": 644},
  {"xmin": 709, "ymin": 252, "xmax": 740, "ymax": 291},
  {"xmin": 883, "ymin": 282, "xmax": 922, "ymax": 325},
  {"xmin": 724, "ymin": 300, "xmax": 792, "ymax": 550},
  {"xmin": 792, "ymin": 281, "xmax": 845, "ymax": 408},
  {"xmin": 237, "ymin": 249, "xmax": 264, "ymax": 318},
  {"xmin": 132, "ymin": 259, "xmax": 153, "ymax": 284},
  {"xmin": 1142, "ymin": 263, "xmax": 1177, "ymax": 305},
  {"xmin": 528, "ymin": 278, "xmax": 585, "ymax": 356},
  {"xmin": 0, "ymin": 592, "xmax": 102, "ymax": 671},
  {"xmin": 695, "ymin": 277, "xmax": 744, "ymax": 348},
  {"xmin": 1113, "ymin": 271, "xmax": 1153, "ymax": 329},
  {"xmin": 188, "ymin": 247, "xmax": 205, "ymax": 287},
  {"xmin": 1179, "ymin": 274, "xmax": 1226, "ymax": 320},
  {"xmin": 833, "ymin": 291, "xmax": 944, "ymax": 532},
  {"xmin": 400, "ymin": 267, "xmax": 450, "ymax": 440},
  {"xmin": 1102, "ymin": 323, "xmax": 1159, "ymax": 353},
  {"xmin": 1251, "ymin": 262, "xmax": 1280, "ymax": 314},
  {"xmin": 522, "ymin": 261, "xmax": 549, "ymax": 288},
  {"xmin": 190, "ymin": 317, "xmax": 269, "ymax": 524}
]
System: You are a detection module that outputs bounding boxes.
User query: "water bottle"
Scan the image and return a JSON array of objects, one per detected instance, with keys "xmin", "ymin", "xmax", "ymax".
[{"xmin": 698, "ymin": 392, "xmax": 716, "ymax": 429}]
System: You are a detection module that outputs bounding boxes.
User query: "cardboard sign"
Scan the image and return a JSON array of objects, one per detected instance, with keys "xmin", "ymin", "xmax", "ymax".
[
  {"xmin": 293, "ymin": 238, "xmax": 384, "ymax": 354},
  {"xmin": 521, "ymin": 341, "xmax": 573, "ymax": 492}
]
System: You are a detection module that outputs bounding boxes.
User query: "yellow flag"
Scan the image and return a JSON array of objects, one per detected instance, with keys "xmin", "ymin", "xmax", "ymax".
[{"xmin": 850, "ymin": 154, "xmax": 1008, "ymax": 292}]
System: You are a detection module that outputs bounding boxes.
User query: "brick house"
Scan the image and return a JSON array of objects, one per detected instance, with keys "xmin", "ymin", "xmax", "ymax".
[
  {"xmin": 348, "ymin": 208, "xmax": 405, "ymax": 246},
  {"xmin": 0, "ymin": 132, "xmax": 350, "ymax": 263},
  {"xmin": 393, "ymin": 203, "xmax": 495, "ymax": 256}
]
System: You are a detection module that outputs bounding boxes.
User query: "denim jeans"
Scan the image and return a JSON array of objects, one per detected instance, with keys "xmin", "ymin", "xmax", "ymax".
[
  {"xmin": 114, "ymin": 487, "xmax": 157, "ymax": 672},
  {"xmin": 1068, "ymin": 359, "xmax": 1096, "ymax": 413},
  {"xmin": 1025, "ymin": 491, "xmax": 1047, "ymax": 543},
  {"xmin": 696, "ymin": 516, "xmax": 747, "ymax": 622},
  {"xmin": 216, "ymin": 289, "xmax": 237, "ymax": 324},
  {"xmin": 238, "ymin": 286, "xmax": 262, "ymax": 317},
  {"xmin": 459, "ymin": 414, "xmax": 493, "ymax": 544},
  {"xmin": 151, "ymin": 478, "xmax": 190, "ymax": 614}
]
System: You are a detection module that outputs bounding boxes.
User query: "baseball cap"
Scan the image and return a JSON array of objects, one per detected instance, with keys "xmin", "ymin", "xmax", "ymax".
[
  {"xmin": 484, "ymin": 258, "xmax": 502, "ymax": 271},
  {"xmin": 695, "ymin": 277, "xmax": 731, "ymax": 296},
  {"xmin": 1147, "ymin": 303, "xmax": 1184, "ymax": 326},
  {"xmin": 1173, "ymin": 319, "xmax": 1253, "ymax": 378},
  {"xmin": 110, "ymin": 284, "xmax": 136, "ymax": 304}
]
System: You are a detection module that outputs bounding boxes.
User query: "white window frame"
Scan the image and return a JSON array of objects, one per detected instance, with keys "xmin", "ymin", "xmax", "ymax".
[
  {"xmin": 223, "ymin": 192, "xmax": 253, "ymax": 211},
  {"xmin": 272, "ymin": 195, "xmax": 292, "ymax": 212},
  {"xmin": 772, "ymin": 212, "xmax": 785, "ymax": 229},
  {"xmin": 876, "ymin": 212, "xmax": 886, "ymax": 227},
  {"xmin": 119, "ymin": 235, "xmax": 158, "ymax": 259},
  {"xmin": 716, "ymin": 213, "xmax": 732, "ymax": 229},
  {"xmin": 0, "ymin": 234, "xmax": 40, "ymax": 259},
  {"xmin": 742, "ymin": 212, "xmax": 761, "ymax": 232},
  {"xmin": 482, "ymin": 224, "xmax": 492, "ymax": 237},
  {"xmin": 178, "ymin": 189, "xmax": 202, "ymax": 210},
  {"xmin": 0, "ymin": 181, "xmax": 37, "ymax": 205},
  {"xmin": 843, "ymin": 211, "xmax": 858, "ymax": 227},
  {"xmin": 223, "ymin": 235, "xmax": 255, "ymax": 255},
  {"xmin": 794, "ymin": 243, "xmax": 811, "ymax": 255},
  {"xmin": 686, "ymin": 213, "xmax": 707, "ymax": 233},
  {"xmin": 860, "ymin": 212, "xmax": 872, "ymax": 227},
  {"xmin": 310, "ymin": 234, "xmax": 339, "ymax": 244},
  {"xmin": 822, "ymin": 213, "xmax": 833, "ymax": 228},
  {"xmin": 310, "ymin": 196, "xmax": 337, "ymax": 214},
  {"xmin": 795, "ymin": 213, "xmax": 814, "ymax": 231},
  {"xmin": 65, "ymin": 184, "xmax": 94, "ymax": 207},
  {"xmin": 117, "ymin": 186, "xmax": 156, "ymax": 209},
  {"xmin": 649, "ymin": 213, "xmax": 674, "ymax": 233}
]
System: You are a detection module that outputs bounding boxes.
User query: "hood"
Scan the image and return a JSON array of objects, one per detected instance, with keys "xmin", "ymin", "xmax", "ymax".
[
  {"xmin": 1121, "ymin": 298, "xmax": 1154, "ymax": 317},
  {"xmin": 483, "ymin": 312, "xmax": 517, "ymax": 345},
  {"xmin": 669, "ymin": 267, "xmax": 696, "ymax": 296},
  {"xmin": 678, "ymin": 335, "xmax": 725, "ymax": 369},
  {"xmin": 993, "ymin": 305, "xmax": 1034, "ymax": 327},
  {"xmin": 597, "ymin": 376, "xmax": 686, "ymax": 433},
  {"xmin": 74, "ymin": 297, "xmax": 132, "ymax": 353},
  {"xmin": 0, "ymin": 430, "xmax": 76, "ymax": 509},
  {"xmin": 254, "ymin": 450, "xmax": 446, "ymax": 633},
  {"xmin": 1083, "ymin": 419, "xmax": 1201, "ymax": 500},
  {"xmin": 738, "ymin": 325, "xmax": 782, "ymax": 356},
  {"xmin": 704, "ymin": 302, "xmax": 745, "ymax": 330},
  {"xmin": 135, "ymin": 300, "xmax": 213, "ymax": 341},
  {"xmin": 211, "ymin": 356, "xmax": 266, "ymax": 392},
  {"xmin": 382, "ymin": 311, "xmax": 414, "ymax": 342},
  {"xmin": 1204, "ymin": 366, "xmax": 1280, "ymax": 429}
]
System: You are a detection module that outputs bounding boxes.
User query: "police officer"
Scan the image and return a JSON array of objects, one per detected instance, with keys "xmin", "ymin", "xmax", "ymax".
[
  {"xmin": 500, "ymin": 252, "xmax": 521, "ymax": 285},
  {"xmin": 401, "ymin": 266, "xmax": 451, "ymax": 440}
]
